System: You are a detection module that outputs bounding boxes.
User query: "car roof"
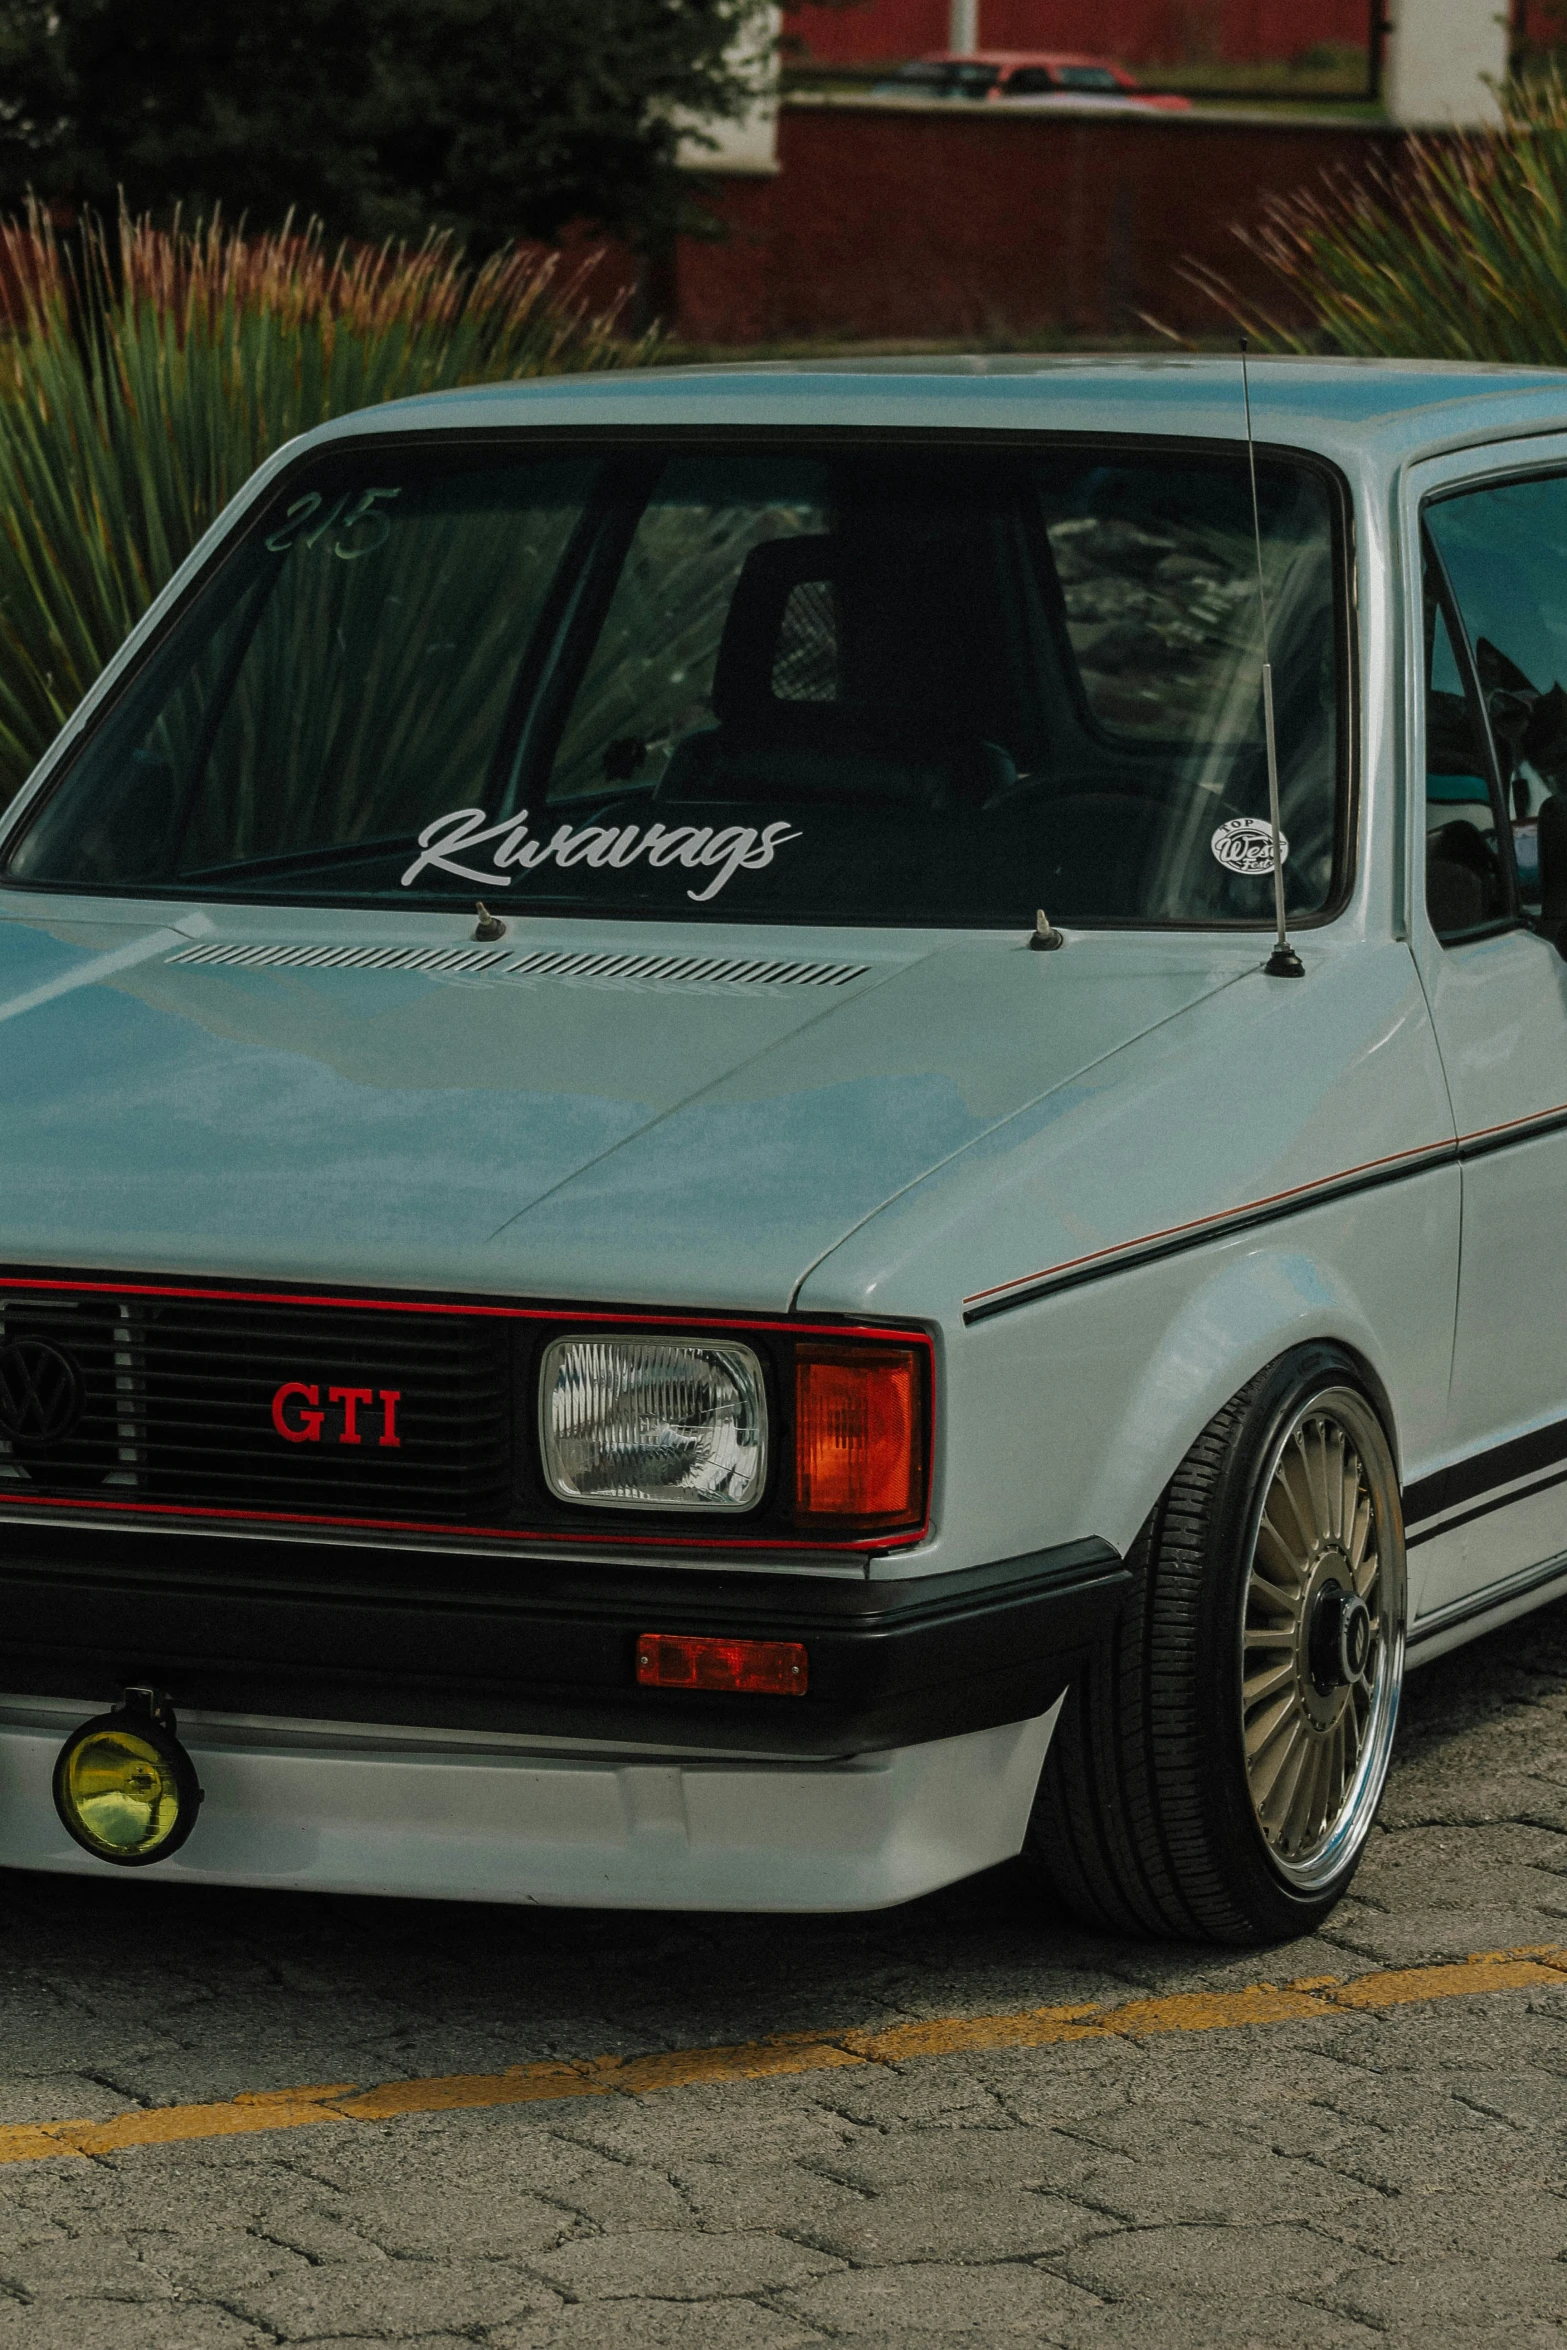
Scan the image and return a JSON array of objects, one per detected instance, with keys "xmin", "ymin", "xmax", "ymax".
[
  {"xmin": 916, "ymin": 52, "xmax": 1126, "ymax": 66},
  {"xmin": 301, "ymin": 356, "xmax": 1567, "ymax": 479}
]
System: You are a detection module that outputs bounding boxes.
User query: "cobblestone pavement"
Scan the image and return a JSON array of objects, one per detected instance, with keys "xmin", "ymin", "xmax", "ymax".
[{"xmin": 9, "ymin": 1602, "xmax": 1567, "ymax": 2348}]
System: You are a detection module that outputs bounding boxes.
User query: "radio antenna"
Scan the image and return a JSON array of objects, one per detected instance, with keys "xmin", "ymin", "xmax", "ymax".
[{"xmin": 1240, "ymin": 336, "xmax": 1304, "ymax": 980}]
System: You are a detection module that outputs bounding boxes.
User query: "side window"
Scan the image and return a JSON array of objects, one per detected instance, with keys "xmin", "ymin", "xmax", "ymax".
[
  {"xmin": 1422, "ymin": 567, "xmax": 1510, "ymax": 941},
  {"xmin": 1425, "ymin": 473, "xmax": 1567, "ymax": 933}
]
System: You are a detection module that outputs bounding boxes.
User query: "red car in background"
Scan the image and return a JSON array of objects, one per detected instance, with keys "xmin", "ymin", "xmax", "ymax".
[{"xmin": 873, "ymin": 51, "xmax": 1192, "ymax": 108}]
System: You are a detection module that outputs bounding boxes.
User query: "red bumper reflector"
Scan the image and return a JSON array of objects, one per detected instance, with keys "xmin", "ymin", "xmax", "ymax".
[{"xmin": 635, "ymin": 1633, "xmax": 809, "ymax": 1697}]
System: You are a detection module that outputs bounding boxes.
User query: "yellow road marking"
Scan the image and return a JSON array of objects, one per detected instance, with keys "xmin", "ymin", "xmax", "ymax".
[{"xmin": 4, "ymin": 1942, "xmax": 1564, "ymax": 2168}]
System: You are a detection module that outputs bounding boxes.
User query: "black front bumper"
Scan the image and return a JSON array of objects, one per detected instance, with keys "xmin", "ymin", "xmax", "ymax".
[{"xmin": 0, "ymin": 1520, "xmax": 1130, "ymax": 1757}]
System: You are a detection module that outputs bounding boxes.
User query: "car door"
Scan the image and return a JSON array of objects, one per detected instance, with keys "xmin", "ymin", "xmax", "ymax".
[{"xmin": 1408, "ymin": 445, "xmax": 1567, "ymax": 1621}]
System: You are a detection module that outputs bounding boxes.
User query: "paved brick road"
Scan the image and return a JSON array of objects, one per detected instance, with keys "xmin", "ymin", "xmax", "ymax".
[{"xmin": 7, "ymin": 1600, "xmax": 1567, "ymax": 2348}]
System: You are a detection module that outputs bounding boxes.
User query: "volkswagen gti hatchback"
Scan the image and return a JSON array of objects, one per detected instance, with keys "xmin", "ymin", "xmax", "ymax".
[{"xmin": 0, "ymin": 356, "xmax": 1564, "ymax": 1943}]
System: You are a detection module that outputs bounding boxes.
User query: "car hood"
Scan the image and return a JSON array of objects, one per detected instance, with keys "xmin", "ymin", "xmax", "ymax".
[{"xmin": 0, "ymin": 908, "xmax": 1251, "ymax": 1311}]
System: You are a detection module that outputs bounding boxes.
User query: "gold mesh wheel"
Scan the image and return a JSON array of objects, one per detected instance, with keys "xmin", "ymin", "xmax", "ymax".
[{"xmin": 1241, "ymin": 1386, "xmax": 1404, "ymax": 1892}]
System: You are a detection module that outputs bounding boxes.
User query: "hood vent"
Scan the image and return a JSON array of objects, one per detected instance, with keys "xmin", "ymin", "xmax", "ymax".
[
  {"xmin": 168, "ymin": 941, "xmax": 512, "ymax": 977},
  {"xmin": 167, "ymin": 941, "xmax": 869, "ymax": 991},
  {"xmin": 499, "ymin": 947, "xmax": 867, "ymax": 989}
]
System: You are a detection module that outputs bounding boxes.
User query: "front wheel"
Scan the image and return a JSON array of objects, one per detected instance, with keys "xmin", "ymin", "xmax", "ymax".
[{"xmin": 1028, "ymin": 1347, "xmax": 1406, "ymax": 1944}]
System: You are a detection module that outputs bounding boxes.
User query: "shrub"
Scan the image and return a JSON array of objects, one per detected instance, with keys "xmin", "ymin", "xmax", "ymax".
[
  {"xmin": 0, "ymin": 205, "xmax": 645, "ymax": 804},
  {"xmin": 1187, "ymin": 69, "xmax": 1567, "ymax": 367}
]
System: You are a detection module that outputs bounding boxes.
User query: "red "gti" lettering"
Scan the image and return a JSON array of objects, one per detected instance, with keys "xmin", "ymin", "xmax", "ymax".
[
  {"xmin": 271, "ymin": 1381, "xmax": 324, "ymax": 1442},
  {"xmin": 270, "ymin": 1382, "xmax": 401, "ymax": 1447},
  {"xmin": 329, "ymin": 1385, "xmax": 373, "ymax": 1444}
]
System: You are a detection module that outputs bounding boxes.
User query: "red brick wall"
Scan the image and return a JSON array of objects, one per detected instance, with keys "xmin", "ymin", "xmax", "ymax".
[
  {"xmin": 784, "ymin": 1, "xmax": 1370, "ymax": 67},
  {"xmin": 675, "ymin": 102, "xmax": 1395, "ymax": 343}
]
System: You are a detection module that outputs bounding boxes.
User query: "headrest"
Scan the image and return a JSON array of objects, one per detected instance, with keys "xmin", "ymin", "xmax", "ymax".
[
  {"xmin": 1540, "ymin": 791, "xmax": 1567, "ymax": 922},
  {"xmin": 712, "ymin": 536, "xmax": 839, "ymax": 724}
]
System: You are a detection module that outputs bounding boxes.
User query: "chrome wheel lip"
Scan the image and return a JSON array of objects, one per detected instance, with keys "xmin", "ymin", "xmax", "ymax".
[{"xmin": 1237, "ymin": 1383, "xmax": 1406, "ymax": 1896}]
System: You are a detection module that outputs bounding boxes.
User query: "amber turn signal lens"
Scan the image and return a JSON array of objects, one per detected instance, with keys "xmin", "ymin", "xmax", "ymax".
[
  {"xmin": 793, "ymin": 1342, "xmax": 925, "ymax": 1529},
  {"xmin": 636, "ymin": 1632, "xmax": 808, "ymax": 1696},
  {"xmin": 52, "ymin": 1694, "xmax": 203, "ymax": 1867}
]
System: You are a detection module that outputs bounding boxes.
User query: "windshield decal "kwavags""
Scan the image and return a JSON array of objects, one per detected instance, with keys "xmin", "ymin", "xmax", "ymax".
[{"xmin": 402, "ymin": 808, "xmax": 800, "ymax": 902}]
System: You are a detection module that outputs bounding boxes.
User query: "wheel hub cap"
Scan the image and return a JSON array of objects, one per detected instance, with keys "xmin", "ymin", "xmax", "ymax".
[{"xmin": 1338, "ymin": 1591, "xmax": 1373, "ymax": 1683}]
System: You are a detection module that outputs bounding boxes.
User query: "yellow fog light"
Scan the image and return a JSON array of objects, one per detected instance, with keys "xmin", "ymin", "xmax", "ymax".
[{"xmin": 52, "ymin": 1688, "xmax": 202, "ymax": 1867}]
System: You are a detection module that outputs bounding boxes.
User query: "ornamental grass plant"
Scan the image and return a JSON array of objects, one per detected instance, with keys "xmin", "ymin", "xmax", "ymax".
[
  {"xmin": 0, "ymin": 207, "xmax": 645, "ymax": 805},
  {"xmin": 1186, "ymin": 68, "xmax": 1567, "ymax": 366}
]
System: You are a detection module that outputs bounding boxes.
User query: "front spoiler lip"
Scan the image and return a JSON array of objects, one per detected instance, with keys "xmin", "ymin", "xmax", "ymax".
[
  {"xmin": 0, "ymin": 1701, "xmax": 1068, "ymax": 1912},
  {"xmin": 0, "ymin": 1525, "xmax": 1129, "ymax": 1761}
]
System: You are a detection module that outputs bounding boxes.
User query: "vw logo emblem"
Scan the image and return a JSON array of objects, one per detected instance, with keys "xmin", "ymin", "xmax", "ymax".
[{"xmin": 0, "ymin": 1338, "xmax": 86, "ymax": 1444}]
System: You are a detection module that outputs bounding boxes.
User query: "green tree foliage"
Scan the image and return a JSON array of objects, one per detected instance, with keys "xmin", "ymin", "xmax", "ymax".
[
  {"xmin": 0, "ymin": 0, "xmax": 779, "ymax": 249},
  {"xmin": 0, "ymin": 205, "xmax": 644, "ymax": 803},
  {"xmin": 1191, "ymin": 68, "xmax": 1567, "ymax": 363}
]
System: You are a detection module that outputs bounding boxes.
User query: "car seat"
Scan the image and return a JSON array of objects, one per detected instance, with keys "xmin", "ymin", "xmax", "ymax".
[
  {"xmin": 655, "ymin": 535, "xmax": 1016, "ymax": 813},
  {"xmin": 1426, "ymin": 817, "xmax": 1501, "ymax": 937}
]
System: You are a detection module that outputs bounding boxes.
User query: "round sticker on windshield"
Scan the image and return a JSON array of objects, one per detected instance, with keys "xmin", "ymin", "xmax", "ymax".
[{"xmin": 1211, "ymin": 817, "xmax": 1288, "ymax": 877}]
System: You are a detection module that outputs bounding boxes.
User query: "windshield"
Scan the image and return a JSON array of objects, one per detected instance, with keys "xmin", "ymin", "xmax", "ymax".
[
  {"xmin": 882, "ymin": 61, "xmax": 1004, "ymax": 95},
  {"xmin": 3, "ymin": 438, "xmax": 1347, "ymax": 931}
]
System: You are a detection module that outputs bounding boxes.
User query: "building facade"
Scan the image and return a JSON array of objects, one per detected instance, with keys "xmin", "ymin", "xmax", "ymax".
[{"xmin": 783, "ymin": 1, "xmax": 1372, "ymax": 68}]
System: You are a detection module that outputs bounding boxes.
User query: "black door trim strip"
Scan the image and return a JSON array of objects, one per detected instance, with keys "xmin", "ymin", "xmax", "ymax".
[
  {"xmin": 1406, "ymin": 1407, "xmax": 1567, "ymax": 1543},
  {"xmin": 962, "ymin": 1141, "xmax": 1456, "ymax": 1325},
  {"xmin": 1408, "ymin": 1548, "xmax": 1567, "ymax": 1650},
  {"xmin": 964, "ymin": 1095, "xmax": 1567, "ymax": 1330},
  {"xmin": 1458, "ymin": 1100, "xmax": 1567, "ymax": 1165},
  {"xmin": 1408, "ymin": 1461, "xmax": 1567, "ymax": 1549}
]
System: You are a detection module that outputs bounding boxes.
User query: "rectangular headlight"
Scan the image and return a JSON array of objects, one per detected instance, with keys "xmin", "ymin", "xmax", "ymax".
[{"xmin": 539, "ymin": 1335, "xmax": 767, "ymax": 1513}]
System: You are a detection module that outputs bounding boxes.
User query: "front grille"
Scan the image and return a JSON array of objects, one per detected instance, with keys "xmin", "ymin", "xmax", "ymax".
[{"xmin": 0, "ymin": 1287, "xmax": 510, "ymax": 1528}]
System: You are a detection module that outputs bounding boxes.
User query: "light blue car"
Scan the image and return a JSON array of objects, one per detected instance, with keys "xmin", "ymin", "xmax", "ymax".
[{"xmin": 1, "ymin": 356, "xmax": 1563, "ymax": 1943}]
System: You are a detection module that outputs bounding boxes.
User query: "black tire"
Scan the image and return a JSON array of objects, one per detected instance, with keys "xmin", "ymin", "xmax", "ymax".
[{"xmin": 1028, "ymin": 1344, "xmax": 1406, "ymax": 1945}]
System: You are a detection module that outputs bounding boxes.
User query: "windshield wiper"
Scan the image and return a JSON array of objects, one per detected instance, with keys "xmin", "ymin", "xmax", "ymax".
[{"xmin": 175, "ymin": 834, "xmax": 414, "ymax": 886}]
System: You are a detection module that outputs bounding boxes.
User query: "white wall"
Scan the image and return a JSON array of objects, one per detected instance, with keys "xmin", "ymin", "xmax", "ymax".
[
  {"xmin": 677, "ymin": 4, "xmax": 782, "ymax": 176},
  {"xmin": 950, "ymin": 0, "xmax": 980, "ymax": 48},
  {"xmin": 1384, "ymin": 0, "xmax": 1510, "ymax": 127}
]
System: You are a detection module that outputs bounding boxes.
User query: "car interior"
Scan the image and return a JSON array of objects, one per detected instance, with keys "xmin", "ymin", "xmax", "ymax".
[{"xmin": 541, "ymin": 473, "xmax": 1339, "ymax": 927}]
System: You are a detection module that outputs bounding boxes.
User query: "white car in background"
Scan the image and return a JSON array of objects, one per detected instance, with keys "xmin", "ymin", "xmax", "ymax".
[{"xmin": 0, "ymin": 356, "xmax": 1562, "ymax": 1945}]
